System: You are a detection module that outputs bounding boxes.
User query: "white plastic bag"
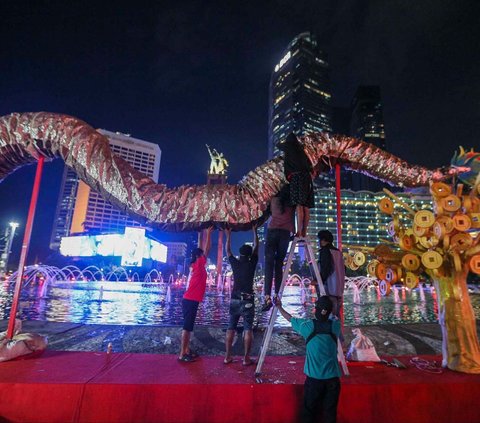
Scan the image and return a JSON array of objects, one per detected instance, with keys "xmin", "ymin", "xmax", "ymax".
[{"xmin": 346, "ymin": 328, "xmax": 381, "ymax": 362}]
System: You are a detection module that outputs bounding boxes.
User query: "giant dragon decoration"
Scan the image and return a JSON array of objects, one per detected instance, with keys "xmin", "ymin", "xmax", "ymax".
[
  {"xmin": 0, "ymin": 112, "xmax": 471, "ymax": 231},
  {"xmin": 1, "ymin": 112, "xmax": 479, "ymax": 372}
]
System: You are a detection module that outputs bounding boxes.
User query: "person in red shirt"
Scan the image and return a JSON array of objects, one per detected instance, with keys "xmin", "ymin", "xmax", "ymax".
[{"xmin": 178, "ymin": 226, "xmax": 213, "ymax": 362}]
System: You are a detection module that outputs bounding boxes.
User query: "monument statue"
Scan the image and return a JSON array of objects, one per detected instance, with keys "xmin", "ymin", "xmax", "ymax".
[{"xmin": 206, "ymin": 144, "xmax": 229, "ymax": 175}]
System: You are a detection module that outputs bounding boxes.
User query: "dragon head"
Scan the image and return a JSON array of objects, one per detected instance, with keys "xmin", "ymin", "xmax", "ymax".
[{"xmin": 450, "ymin": 146, "xmax": 480, "ymax": 187}]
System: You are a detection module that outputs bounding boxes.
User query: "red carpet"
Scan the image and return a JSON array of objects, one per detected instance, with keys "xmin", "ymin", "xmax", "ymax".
[{"xmin": 0, "ymin": 351, "xmax": 479, "ymax": 423}]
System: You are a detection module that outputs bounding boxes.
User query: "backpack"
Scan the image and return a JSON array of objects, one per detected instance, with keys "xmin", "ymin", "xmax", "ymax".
[{"xmin": 305, "ymin": 319, "xmax": 337, "ymax": 345}]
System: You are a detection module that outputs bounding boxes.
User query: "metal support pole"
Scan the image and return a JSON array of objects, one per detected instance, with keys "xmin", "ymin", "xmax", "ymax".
[
  {"xmin": 335, "ymin": 163, "xmax": 342, "ymax": 250},
  {"xmin": 334, "ymin": 163, "xmax": 345, "ymax": 326},
  {"xmin": 6, "ymin": 157, "xmax": 45, "ymax": 339},
  {"xmin": 216, "ymin": 231, "xmax": 223, "ymax": 285}
]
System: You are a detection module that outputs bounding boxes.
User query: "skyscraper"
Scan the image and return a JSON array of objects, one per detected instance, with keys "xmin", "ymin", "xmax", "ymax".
[
  {"xmin": 50, "ymin": 130, "xmax": 161, "ymax": 250},
  {"xmin": 268, "ymin": 32, "xmax": 332, "ymax": 159},
  {"xmin": 349, "ymin": 86, "xmax": 387, "ymax": 191}
]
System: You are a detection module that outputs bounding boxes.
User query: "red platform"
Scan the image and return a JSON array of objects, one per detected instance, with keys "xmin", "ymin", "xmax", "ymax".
[{"xmin": 0, "ymin": 351, "xmax": 479, "ymax": 423}]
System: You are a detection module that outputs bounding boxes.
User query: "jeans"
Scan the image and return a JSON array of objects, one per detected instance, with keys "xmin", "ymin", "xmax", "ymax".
[
  {"xmin": 264, "ymin": 229, "xmax": 291, "ymax": 295},
  {"xmin": 302, "ymin": 376, "xmax": 340, "ymax": 423}
]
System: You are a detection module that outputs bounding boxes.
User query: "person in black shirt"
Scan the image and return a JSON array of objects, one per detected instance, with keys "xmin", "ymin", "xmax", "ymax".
[
  {"xmin": 224, "ymin": 226, "xmax": 259, "ymax": 366},
  {"xmin": 277, "ymin": 133, "xmax": 315, "ymax": 238}
]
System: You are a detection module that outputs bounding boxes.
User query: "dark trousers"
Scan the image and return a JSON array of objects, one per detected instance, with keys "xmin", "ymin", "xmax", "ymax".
[
  {"xmin": 264, "ymin": 229, "xmax": 291, "ymax": 295},
  {"xmin": 302, "ymin": 376, "xmax": 340, "ymax": 423}
]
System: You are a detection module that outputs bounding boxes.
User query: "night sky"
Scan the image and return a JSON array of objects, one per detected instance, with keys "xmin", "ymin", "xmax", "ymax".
[{"xmin": 1, "ymin": 0, "xmax": 479, "ymax": 263}]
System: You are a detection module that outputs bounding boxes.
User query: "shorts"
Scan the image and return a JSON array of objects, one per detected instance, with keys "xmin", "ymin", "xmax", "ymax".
[
  {"xmin": 228, "ymin": 298, "xmax": 255, "ymax": 331},
  {"xmin": 182, "ymin": 298, "xmax": 199, "ymax": 332}
]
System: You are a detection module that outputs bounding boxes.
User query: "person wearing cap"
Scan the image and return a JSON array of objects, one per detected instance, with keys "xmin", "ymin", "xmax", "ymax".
[
  {"xmin": 277, "ymin": 133, "xmax": 315, "ymax": 238},
  {"xmin": 224, "ymin": 226, "xmax": 259, "ymax": 366},
  {"xmin": 276, "ymin": 296, "xmax": 341, "ymax": 423},
  {"xmin": 317, "ymin": 230, "xmax": 346, "ymax": 318}
]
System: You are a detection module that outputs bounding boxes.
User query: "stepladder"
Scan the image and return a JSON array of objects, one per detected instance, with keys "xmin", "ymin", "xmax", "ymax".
[{"xmin": 255, "ymin": 237, "xmax": 349, "ymax": 379}]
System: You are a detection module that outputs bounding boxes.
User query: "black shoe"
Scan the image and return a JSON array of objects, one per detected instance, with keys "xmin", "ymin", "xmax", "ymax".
[{"xmin": 261, "ymin": 299, "xmax": 273, "ymax": 312}]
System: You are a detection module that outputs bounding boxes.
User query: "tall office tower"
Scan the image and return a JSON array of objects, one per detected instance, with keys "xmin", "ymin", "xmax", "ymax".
[
  {"xmin": 268, "ymin": 32, "xmax": 333, "ymax": 161},
  {"xmin": 350, "ymin": 86, "xmax": 387, "ymax": 192},
  {"xmin": 49, "ymin": 130, "xmax": 161, "ymax": 250}
]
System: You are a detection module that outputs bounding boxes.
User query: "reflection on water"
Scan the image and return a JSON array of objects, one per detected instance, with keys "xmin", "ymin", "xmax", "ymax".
[{"xmin": 1, "ymin": 281, "xmax": 480, "ymax": 328}]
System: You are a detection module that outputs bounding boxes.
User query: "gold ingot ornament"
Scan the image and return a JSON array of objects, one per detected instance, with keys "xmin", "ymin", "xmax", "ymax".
[
  {"xmin": 421, "ymin": 250, "xmax": 443, "ymax": 269},
  {"xmin": 414, "ymin": 210, "xmax": 435, "ymax": 228}
]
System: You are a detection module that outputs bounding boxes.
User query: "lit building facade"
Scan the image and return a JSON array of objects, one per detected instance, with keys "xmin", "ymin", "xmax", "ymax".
[
  {"xmin": 308, "ymin": 189, "xmax": 432, "ymax": 252},
  {"xmin": 268, "ymin": 32, "xmax": 332, "ymax": 162},
  {"xmin": 349, "ymin": 86, "xmax": 387, "ymax": 191},
  {"xmin": 50, "ymin": 130, "xmax": 161, "ymax": 250}
]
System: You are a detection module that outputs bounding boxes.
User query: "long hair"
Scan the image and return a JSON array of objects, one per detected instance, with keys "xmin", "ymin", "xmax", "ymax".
[
  {"xmin": 191, "ymin": 247, "xmax": 204, "ymax": 265},
  {"xmin": 277, "ymin": 184, "xmax": 291, "ymax": 214}
]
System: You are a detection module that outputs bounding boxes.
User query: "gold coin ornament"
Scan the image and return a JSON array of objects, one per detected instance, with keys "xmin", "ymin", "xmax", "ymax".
[
  {"xmin": 433, "ymin": 222, "xmax": 446, "ymax": 240},
  {"xmin": 421, "ymin": 251, "xmax": 443, "ymax": 269},
  {"xmin": 430, "ymin": 182, "xmax": 451, "ymax": 198},
  {"xmin": 469, "ymin": 213, "xmax": 480, "ymax": 228},
  {"xmin": 452, "ymin": 214, "xmax": 471, "ymax": 231},
  {"xmin": 349, "ymin": 262, "xmax": 360, "ymax": 271},
  {"xmin": 436, "ymin": 216, "xmax": 454, "ymax": 233},
  {"xmin": 387, "ymin": 221, "xmax": 396, "ymax": 237},
  {"xmin": 367, "ymin": 260, "xmax": 379, "ymax": 277},
  {"xmin": 413, "ymin": 225, "xmax": 427, "ymax": 237},
  {"xmin": 469, "ymin": 255, "xmax": 480, "ymax": 275},
  {"xmin": 405, "ymin": 272, "xmax": 419, "ymax": 289},
  {"xmin": 379, "ymin": 198, "xmax": 394, "ymax": 215},
  {"xmin": 402, "ymin": 253, "xmax": 421, "ymax": 271},
  {"xmin": 353, "ymin": 252, "xmax": 366, "ymax": 266},
  {"xmin": 442, "ymin": 195, "xmax": 462, "ymax": 212},
  {"xmin": 399, "ymin": 234, "xmax": 414, "ymax": 251},
  {"xmin": 378, "ymin": 280, "xmax": 391, "ymax": 296},
  {"xmin": 385, "ymin": 267, "xmax": 398, "ymax": 283},
  {"xmin": 450, "ymin": 233, "xmax": 473, "ymax": 252},
  {"xmin": 414, "ymin": 210, "xmax": 435, "ymax": 228},
  {"xmin": 375, "ymin": 263, "xmax": 388, "ymax": 280}
]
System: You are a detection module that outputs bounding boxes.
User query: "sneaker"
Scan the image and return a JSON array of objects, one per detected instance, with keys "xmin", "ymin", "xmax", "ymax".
[
  {"xmin": 261, "ymin": 299, "xmax": 273, "ymax": 312},
  {"xmin": 178, "ymin": 355, "xmax": 196, "ymax": 363}
]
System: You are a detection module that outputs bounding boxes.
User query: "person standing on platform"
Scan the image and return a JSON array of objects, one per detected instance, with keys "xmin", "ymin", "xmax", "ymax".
[
  {"xmin": 317, "ymin": 230, "xmax": 346, "ymax": 318},
  {"xmin": 277, "ymin": 133, "xmax": 315, "ymax": 238},
  {"xmin": 224, "ymin": 226, "xmax": 258, "ymax": 366},
  {"xmin": 262, "ymin": 185, "xmax": 295, "ymax": 312},
  {"xmin": 276, "ymin": 296, "xmax": 341, "ymax": 423},
  {"xmin": 178, "ymin": 226, "xmax": 213, "ymax": 362}
]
